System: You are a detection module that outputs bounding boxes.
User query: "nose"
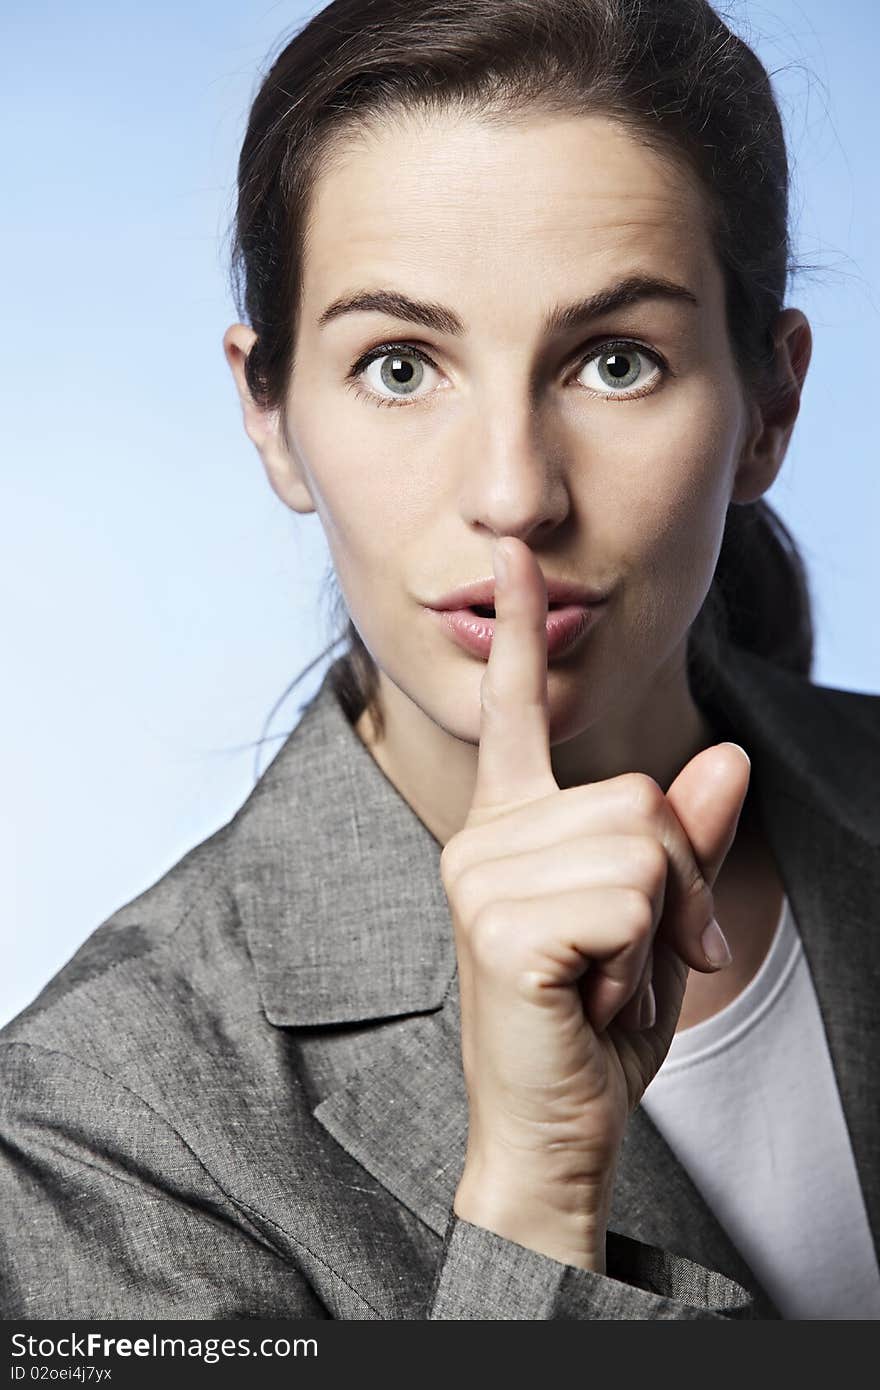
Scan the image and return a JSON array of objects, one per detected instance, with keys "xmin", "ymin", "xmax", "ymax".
[{"xmin": 458, "ymin": 401, "xmax": 572, "ymax": 545}]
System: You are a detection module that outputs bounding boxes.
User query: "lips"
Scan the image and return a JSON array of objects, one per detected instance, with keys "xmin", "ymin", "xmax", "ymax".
[
  {"xmin": 425, "ymin": 569, "xmax": 609, "ymax": 660},
  {"xmin": 429, "ymin": 576, "xmax": 608, "ymax": 611},
  {"xmin": 429, "ymin": 601, "xmax": 603, "ymax": 660}
]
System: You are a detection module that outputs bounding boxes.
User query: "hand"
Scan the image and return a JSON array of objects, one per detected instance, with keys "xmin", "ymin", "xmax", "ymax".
[{"xmin": 441, "ymin": 536, "xmax": 750, "ymax": 1270}]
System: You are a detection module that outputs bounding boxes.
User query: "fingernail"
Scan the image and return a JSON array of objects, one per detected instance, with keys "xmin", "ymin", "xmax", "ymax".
[
  {"xmin": 701, "ymin": 917, "xmax": 733, "ymax": 969},
  {"xmin": 493, "ymin": 540, "xmax": 509, "ymax": 586},
  {"xmin": 721, "ymin": 741, "xmax": 751, "ymax": 768},
  {"xmin": 639, "ymin": 982, "xmax": 656, "ymax": 1029}
]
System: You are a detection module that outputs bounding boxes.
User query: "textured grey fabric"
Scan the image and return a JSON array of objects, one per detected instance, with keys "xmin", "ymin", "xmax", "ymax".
[
  {"xmin": 430, "ymin": 1218, "xmax": 757, "ymax": 1319},
  {"xmin": 1, "ymin": 643, "xmax": 878, "ymax": 1320}
]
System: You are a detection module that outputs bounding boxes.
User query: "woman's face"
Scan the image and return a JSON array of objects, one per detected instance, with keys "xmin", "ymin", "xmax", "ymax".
[{"xmin": 231, "ymin": 109, "xmax": 794, "ymax": 773}]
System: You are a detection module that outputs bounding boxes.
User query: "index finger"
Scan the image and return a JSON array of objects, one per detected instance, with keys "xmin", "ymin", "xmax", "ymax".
[{"xmin": 469, "ymin": 537, "xmax": 559, "ymax": 816}]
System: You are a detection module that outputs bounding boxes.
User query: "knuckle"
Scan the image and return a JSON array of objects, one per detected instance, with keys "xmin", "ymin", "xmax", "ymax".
[
  {"xmin": 566, "ymin": 783, "xmax": 602, "ymax": 827},
  {"xmin": 622, "ymin": 771, "xmax": 665, "ymax": 817},
  {"xmin": 682, "ymin": 861, "xmax": 712, "ymax": 909},
  {"xmin": 478, "ymin": 675, "xmax": 503, "ymax": 721},
  {"xmin": 632, "ymin": 834, "xmax": 668, "ymax": 892},
  {"xmin": 439, "ymin": 836, "xmax": 466, "ymax": 887},
  {"xmin": 481, "ymin": 672, "xmax": 546, "ymax": 723},
  {"xmin": 621, "ymin": 886, "xmax": 656, "ymax": 943},
  {"xmin": 470, "ymin": 900, "xmax": 515, "ymax": 966},
  {"xmin": 449, "ymin": 863, "xmax": 488, "ymax": 926}
]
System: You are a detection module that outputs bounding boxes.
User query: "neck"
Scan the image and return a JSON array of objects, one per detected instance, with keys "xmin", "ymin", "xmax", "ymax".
[{"xmin": 354, "ymin": 639, "xmax": 723, "ymax": 848}]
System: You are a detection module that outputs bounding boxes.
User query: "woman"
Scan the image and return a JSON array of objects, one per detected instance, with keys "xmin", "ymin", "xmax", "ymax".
[{"xmin": 1, "ymin": 0, "xmax": 878, "ymax": 1320}]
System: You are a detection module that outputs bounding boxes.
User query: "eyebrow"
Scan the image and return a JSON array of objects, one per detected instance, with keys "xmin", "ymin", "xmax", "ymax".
[{"xmin": 317, "ymin": 274, "xmax": 699, "ymax": 337}]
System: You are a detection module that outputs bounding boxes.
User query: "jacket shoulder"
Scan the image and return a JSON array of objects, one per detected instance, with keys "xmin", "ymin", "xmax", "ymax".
[
  {"xmin": 810, "ymin": 677, "xmax": 880, "ymax": 733},
  {"xmin": 729, "ymin": 645, "xmax": 880, "ymax": 728},
  {"xmin": 707, "ymin": 646, "xmax": 880, "ymax": 844},
  {"xmin": 751, "ymin": 653, "xmax": 880, "ymax": 762}
]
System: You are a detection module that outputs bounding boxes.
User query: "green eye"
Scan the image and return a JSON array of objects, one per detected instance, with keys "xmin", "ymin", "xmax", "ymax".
[
  {"xmin": 348, "ymin": 342, "xmax": 438, "ymax": 407},
  {"xmin": 578, "ymin": 342, "xmax": 663, "ymax": 397},
  {"xmin": 376, "ymin": 351, "xmax": 425, "ymax": 396},
  {"xmin": 599, "ymin": 350, "xmax": 641, "ymax": 389}
]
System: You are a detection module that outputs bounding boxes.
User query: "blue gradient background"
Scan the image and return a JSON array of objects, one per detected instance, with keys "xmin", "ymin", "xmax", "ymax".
[{"xmin": 2, "ymin": 2, "xmax": 878, "ymax": 1025}]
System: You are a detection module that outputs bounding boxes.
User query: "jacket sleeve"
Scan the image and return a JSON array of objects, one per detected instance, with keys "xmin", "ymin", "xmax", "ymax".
[
  {"xmin": 427, "ymin": 1211, "xmax": 758, "ymax": 1319},
  {"xmin": 0, "ymin": 1041, "xmax": 328, "ymax": 1319}
]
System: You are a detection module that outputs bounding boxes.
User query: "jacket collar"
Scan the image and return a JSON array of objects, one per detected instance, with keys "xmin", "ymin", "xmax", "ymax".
[
  {"xmin": 230, "ymin": 645, "xmax": 880, "ymax": 1312},
  {"xmin": 230, "ymin": 655, "xmax": 453, "ymax": 1027}
]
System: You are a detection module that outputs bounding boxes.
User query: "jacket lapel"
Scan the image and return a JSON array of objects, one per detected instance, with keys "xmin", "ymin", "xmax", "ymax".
[{"xmin": 236, "ymin": 647, "xmax": 879, "ymax": 1316}]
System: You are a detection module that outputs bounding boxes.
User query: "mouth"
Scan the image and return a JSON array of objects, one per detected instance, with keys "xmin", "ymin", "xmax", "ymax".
[
  {"xmin": 469, "ymin": 601, "xmax": 567, "ymax": 618},
  {"xmin": 430, "ymin": 599, "xmax": 604, "ymax": 661}
]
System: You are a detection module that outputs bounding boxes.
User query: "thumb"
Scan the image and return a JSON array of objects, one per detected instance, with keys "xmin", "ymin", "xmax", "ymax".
[{"xmin": 665, "ymin": 741, "xmax": 752, "ymax": 892}]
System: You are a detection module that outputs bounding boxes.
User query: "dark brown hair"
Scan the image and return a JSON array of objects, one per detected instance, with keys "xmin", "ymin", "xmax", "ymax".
[{"xmin": 230, "ymin": 0, "xmax": 814, "ymax": 750}]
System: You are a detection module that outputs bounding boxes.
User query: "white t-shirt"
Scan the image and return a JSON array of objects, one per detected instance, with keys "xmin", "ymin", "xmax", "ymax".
[{"xmin": 640, "ymin": 894, "xmax": 880, "ymax": 1319}]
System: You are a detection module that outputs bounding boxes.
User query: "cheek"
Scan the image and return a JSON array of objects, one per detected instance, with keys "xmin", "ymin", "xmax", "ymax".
[
  {"xmin": 285, "ymin": 377, "xmax": 441, "ymax": 572},
  {"xmin": 283, "ymin": 416, "xmax": 421, "ymax": 629},
  {"xmin": 598, "ymin": 387, "xmax": 743, "ymax": 630},
  {"xmin": 612, "ymin": 383, "xmax": 740, "ymax": 550},
  {"xmin": 284, "ymin": 404, "xmax": 380, "ymax": 546}
]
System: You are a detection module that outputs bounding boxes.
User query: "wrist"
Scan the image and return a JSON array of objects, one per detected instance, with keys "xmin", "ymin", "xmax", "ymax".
[{"xmin": 453, "ymin": 1160, "xmax": 613, "ymax": 1273}]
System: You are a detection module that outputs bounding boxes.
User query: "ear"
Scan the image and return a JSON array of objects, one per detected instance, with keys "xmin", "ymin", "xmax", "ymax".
[
  {"xmin": 731, "ymin": 307, "xmax": 812, "ymax": 504},
  {"xmin": 222, "ymin": 323, "xmax": 315, "ymax": 514}
]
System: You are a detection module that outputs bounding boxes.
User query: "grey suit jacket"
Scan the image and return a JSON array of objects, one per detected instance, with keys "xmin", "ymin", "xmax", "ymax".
[{"xmin": 1, "ymin": 644, "xmax": 878, "ymax": 1319}]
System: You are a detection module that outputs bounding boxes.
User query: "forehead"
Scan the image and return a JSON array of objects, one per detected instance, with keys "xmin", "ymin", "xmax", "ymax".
[{"xmin": 303, "ymin": 110, "xmax": 717, "ymax": 309}]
